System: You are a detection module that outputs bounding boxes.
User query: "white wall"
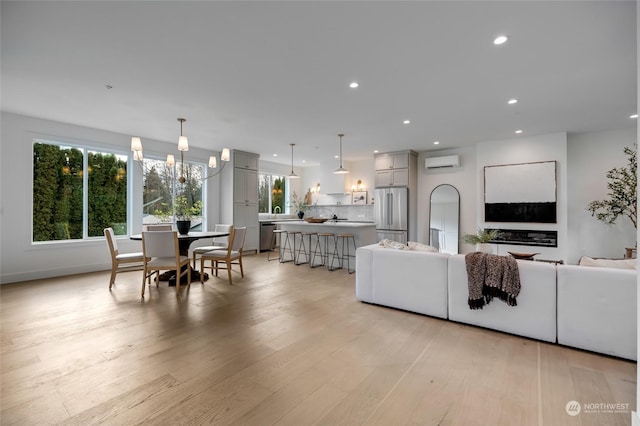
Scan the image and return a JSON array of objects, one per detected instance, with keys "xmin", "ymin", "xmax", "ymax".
[
  {"xmin": 418, "ymin": 146, "xmax": 477, "ymax": 249},
  {"xmin": 635, "ymin": 3, "xmax": 639, "ymax": 419},
  {"xmin": 475, "ymin": 132, "xmax": 568, "ymax": 261},
  {"xmin": 302, "ymin": 158, "xmax": 375, "ymax": 195},
  {"xmin": 2, "ymin": 111, "xmax": 636, "ymax": 283},
  {"xmin": 0, "ymin": 112, "xmax": 223, "ymax": 284},
  {"xmin": 567, "ymin": 128, "xmax": 637, "ymax": 264}
]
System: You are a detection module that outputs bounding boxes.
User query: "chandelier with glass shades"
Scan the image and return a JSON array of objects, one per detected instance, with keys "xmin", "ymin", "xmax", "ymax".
[{"xmin": 130, "ymin": 118, "xmax": 231, "ymax": 183}]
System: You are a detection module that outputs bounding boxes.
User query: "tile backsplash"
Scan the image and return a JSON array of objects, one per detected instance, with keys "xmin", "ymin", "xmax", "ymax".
[{"xmin": 306, "ymin": 204, "xmax": 374, "ymax": 221}]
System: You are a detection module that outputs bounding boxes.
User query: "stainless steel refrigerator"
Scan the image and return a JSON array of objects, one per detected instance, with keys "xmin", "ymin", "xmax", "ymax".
[{"xmin": 374, "ymin": 187, "xmax": 408, "ymax": 244}]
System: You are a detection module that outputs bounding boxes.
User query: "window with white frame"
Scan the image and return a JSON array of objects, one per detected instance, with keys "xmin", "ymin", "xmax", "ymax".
[
  {"xmin": 142, "ymin": 158, "xmax": 205, "ymax": 231},
  {"xmin": 258, "ymin": 173, "xmax": 286, "ymax": 214},
  {"xmin": 32, "ymin": 140, "xmax": 129, "ymax": 241}
]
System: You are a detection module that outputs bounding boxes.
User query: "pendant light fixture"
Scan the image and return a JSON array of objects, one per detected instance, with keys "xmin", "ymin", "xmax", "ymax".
[
  {"xmin": 177, "ymin": 118, "xmax": 188, "ymax": 183},
  {"xmin": 130, "ymin": 117, "xmax": 232, "ymax": 182},
  {"xmin": 288, "ymin": 143, "xmax": 299, "ymax": 179},
  {"xmin": 333, "ymin": 133, "xmax": 349, "ymax": 174}
]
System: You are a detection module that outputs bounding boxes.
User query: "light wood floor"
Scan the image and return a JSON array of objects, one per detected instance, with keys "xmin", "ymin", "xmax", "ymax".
[{"xmin": 1, "ymin": 252, "xmax": 636, "ymax": 425}]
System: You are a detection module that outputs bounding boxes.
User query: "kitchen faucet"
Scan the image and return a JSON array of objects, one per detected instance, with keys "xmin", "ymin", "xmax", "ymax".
[{"xmin": 273, "ymin": 206, "xmax": 281, "ymax": 215}]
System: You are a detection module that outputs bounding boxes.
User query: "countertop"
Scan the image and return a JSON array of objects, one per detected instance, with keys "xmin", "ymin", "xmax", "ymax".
[
  {"xmin": 273, "ymin": 221, "xmax": 376, "ymax": 228},
  {"xmin": 259, "ymin": 218, "xmax": 302, "ymax": 223}
]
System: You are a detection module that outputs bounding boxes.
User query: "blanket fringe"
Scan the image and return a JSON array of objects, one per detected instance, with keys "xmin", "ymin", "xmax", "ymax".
[
  {"xmin": 482, "ymin": 285, "xmax": 518, "ymax": 306},
  {"xmin": 468, "ymin": 297, "xmax": 486, "ymax": 310}
]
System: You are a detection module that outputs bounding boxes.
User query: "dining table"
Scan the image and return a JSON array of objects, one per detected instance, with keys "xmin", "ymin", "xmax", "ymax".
[{"xmin": 130, "ymin": 230, "xmax": 230, "ymax": 285}]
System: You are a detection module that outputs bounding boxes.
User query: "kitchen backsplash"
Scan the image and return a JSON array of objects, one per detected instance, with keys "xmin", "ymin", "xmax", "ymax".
[{"xmin": 306, "ymin": 204, "xmax": 374, "ymax": 221}]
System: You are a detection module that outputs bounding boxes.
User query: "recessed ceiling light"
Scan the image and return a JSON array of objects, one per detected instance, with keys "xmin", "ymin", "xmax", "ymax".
[
  {"xmin": 433, "ymin": 141, "xmax": 440, "ymax": 145},
  {"xmin": 302, "ymin": 160, "xmax": 307, "ymax": 163},
  {"xmin": 334, "ymin": 155, "xmax": 339, "ymax": 159},
  {"xmin": 403, "ymin": 120, "xmax": 411, "ymax": 124},
  {"xmin": 494, "ymin": 35, "xmax": 508, "ymax": 45},
  {"xmin": 349, "ymin": 82, "xmax": 359, "ymax": 89},
  {"xmin": 515, "ymin": 130, "xmax": 523, "ymax": 134},
  {"xmin": 272, "ymin": 154, "xmax": 278, "ymax": 157},
  {"xmin": 373, "ymin": 150, "xmax": 379, "ymax": 153},
  {"xmin": 508, "ymin": 99, "xmax": 518, "ymax": 105},
  {"xmin": 631, "ymin": 114, "xmax": 639, "ymax": 119}
]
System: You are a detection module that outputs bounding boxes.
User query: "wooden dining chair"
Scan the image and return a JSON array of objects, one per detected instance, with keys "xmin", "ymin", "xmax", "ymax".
[
  {"xmin": 145, "ymin": 224, "xmax": 173, "ymax": 231},
  {"xmin": 199, "ymin": 227, "xmax": 247, "ymax": 285},
  {"xmin": 191, "ymin": 224, "xmax": 233, "ymax": 268},
  {"xmin": 141, "ymin": 230, "xmax": 191, "ymax": 297},
  {"xmin": 104, "ymin": 227, "xmax": 146, "ymax": 290}
]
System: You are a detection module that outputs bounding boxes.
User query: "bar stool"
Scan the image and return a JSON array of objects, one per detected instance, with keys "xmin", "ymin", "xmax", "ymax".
[
  {"xmin": 310, "ymin": 232, "xmax": 334, "ymax": 269},
  {"xmin": 335, "ymin": 234, "xmax": 357, "ymax": 274},
  {"xmin": 268, "ymin": 229, "xmax": 286, "ymax": 261},
  {"xmin": 295, "ymin": 231, "xmax": 316, "ymax": 265},
  {"xmin": 281, "ymin": 230, "xmax": 301, "ymax": 263}
]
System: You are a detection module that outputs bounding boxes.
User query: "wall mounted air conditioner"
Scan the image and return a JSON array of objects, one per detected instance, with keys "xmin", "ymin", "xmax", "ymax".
[{"xmin": 425, "ymin": 155, "xmax": 460, "ymax": 169}]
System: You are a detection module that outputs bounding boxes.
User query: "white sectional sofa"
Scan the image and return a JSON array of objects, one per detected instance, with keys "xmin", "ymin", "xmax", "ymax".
[
  {"xmin": 448, "ymin": 254, "xmax": 557, "ymax": 343},
  {"xmin": 355, "ymin": 243, "xmax": 637, "ymax": 360},
  {"xmin": 355, "ymin": 244, "xmax": 449, "ymax": 319},
  {"xmin": 557, "ymin": 264, "xmax": 637, "ymax": 360}
]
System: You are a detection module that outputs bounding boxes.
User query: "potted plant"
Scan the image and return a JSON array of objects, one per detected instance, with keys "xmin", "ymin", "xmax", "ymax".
[
  {"xmin": 174, "ymin": 195, "xmax": 194, "ymax": 235},
  {"xmin": 587, "ymin": 144, "xmax": 637, "ymax": 230},
  {"xmin": 290, "ymin": 191, "xmax": 308, "ymax": 219},
  {"xmin": 463, "ymin": 227, "xmax": 500, "ymax": 253}
]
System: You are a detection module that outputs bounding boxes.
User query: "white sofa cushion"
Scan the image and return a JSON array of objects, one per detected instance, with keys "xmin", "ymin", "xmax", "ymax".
[
  {"xmin": 557, "ymin": 264, "xmax": 637, "ymax": 360},
  {"xmin": 355, "ymin": 245, "xmax": 374, "ymax": 303},
  {"xmin": 356, "ymin": 244, "xmax": 449, "ymax": 319},
  {"xmin": 578, "ymin": 256, "xmax": 636, "ymax": 270},
  {"xmin": 448, "ymin": 254, "xmax": 557, "ymax": 342}
]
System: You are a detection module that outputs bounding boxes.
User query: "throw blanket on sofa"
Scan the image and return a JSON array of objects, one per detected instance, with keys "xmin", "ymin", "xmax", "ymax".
[{"xmin": 465, "ymin": 252, "xmax": 521, "ymax": 309}]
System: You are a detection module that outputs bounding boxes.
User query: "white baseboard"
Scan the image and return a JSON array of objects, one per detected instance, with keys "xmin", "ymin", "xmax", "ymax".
[
  {"xmin": 0, "ymin": 262, "xmax": 110, "ymax": 284},
  {"xmin": 632, "ymin": 411, "xmax": 640, "ymax": 426}
]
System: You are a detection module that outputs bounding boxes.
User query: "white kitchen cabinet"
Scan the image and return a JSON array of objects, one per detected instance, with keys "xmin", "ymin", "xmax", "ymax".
[
  {"xmin": 234, "ymin": 151, "xmax": 259, "ymax": 171},
  {"xmin": 234, "ymin": 168, "xmax": 258, "ymax": 204},
  {"xmin": 375, "ymin": 168, "xmax": 409, "ymax": 187},
  {"xmin": 234, "ymin": 202, "xmax": 259, "ymax": 252},
  {"xmin": 220, "ymin": 150, "xmax": 260, "ymax": 253},
  {"xmin": 375, "ymin": 153, "xmax": 409, "ymax": 171},
  {"xmin": 374, "ymin": 151, "xmax": 415, "ymax": 188}
]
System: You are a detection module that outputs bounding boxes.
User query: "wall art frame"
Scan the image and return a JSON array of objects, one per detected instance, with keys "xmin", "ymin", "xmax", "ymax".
[{"xmin": 484, "ymin": 160, "xmax": 557, "ymax": 223}]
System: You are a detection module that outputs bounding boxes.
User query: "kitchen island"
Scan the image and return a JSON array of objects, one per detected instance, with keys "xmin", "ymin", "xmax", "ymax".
[
  {"xmin": 273, "ymin": 221, "xmax": 377, "ymax": 248},
  {"xmin": 273, "ymin": 221, "xmax": 377, "ymax": 270}
]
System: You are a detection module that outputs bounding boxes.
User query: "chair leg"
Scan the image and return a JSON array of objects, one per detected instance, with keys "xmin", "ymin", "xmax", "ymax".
[
  {"xmin": 239, "ymin": 256, "xmax": 244, "ymax": 277},
  {"xmin": 227, "ymin": 260, "xmax": 233, "ymax": 285},
  {"xmin": 200, "ymin": 258, "xmax": 206, "ymax": 284},
  {"xmin": 109, "ymin": 267, "xmax": 117, "ymax": 290},
  {"xmin": 141, "ymin": 268, "xmax": 147, "ymax": 297}
]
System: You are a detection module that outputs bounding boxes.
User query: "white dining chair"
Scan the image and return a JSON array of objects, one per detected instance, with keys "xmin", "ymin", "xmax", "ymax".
[
  {"xmin": 191, "ymin": 224, "xmax": 233, "ymax": 268},
  {"xmin": 104, "ymin": 227, "xmax": 146, "ymax": 290},
  {"xmin": 145, "ymin": 224, "xmax": 173, "ymax": 231},
  {"xmin": 199, "ymin": 227, "xmax": 247, "ymax": 285},
  {"xmin": 141, "ymin": 230, "xmax": 191, "ymax": 297}
]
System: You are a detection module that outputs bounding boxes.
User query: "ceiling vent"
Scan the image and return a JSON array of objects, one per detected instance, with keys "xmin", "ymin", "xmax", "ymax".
[{"xmin": 425, "ymin": 155, "xmax": 460, "ymax": 169}]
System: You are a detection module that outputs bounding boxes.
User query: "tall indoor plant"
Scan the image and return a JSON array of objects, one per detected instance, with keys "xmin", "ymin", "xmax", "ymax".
[{"xmin": 587, "ymin": 144, "xmax": 637, "ymax": 229}]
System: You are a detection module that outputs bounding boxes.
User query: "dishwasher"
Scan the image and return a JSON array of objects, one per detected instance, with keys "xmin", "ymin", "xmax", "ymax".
[{"xmin": 260, "ymin": 222, "xmax": 276, "ymax": 252}]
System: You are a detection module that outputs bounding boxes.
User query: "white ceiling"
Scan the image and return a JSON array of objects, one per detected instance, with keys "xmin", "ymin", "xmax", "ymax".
[{"xmin": 1, "ymin": 1, "xmax": 637, "ymax": 167}]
